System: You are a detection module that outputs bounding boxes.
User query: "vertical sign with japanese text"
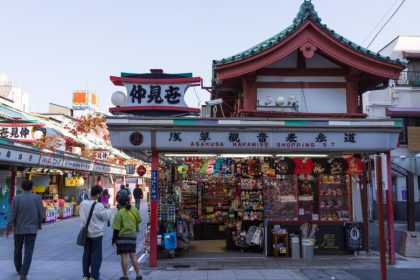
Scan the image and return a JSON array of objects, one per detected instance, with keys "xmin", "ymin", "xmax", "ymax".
[{"xmin": 151, "ymin": 170, "xmax": 158, "ymax": 201}]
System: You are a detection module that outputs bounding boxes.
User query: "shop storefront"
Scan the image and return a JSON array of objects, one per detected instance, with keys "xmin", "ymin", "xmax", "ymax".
[
  {"xmin": 106, "ymin": 0, "xmax": 405, "ymax": 266},
  {"xmin": 0, "ymin": 138, "xmax": 126, "ymax": 229},
  {"xmin": 106, "ymin": 118, "xmax": 402, "ymax": 261}
]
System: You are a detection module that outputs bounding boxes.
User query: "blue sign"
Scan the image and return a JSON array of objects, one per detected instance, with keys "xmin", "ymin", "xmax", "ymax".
[{"xmin": 151, "ymin": 170, "xmax": 158, "ymax": 200}]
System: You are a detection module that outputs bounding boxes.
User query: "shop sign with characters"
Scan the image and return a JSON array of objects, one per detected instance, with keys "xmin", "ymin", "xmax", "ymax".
[
  {"xmin": 63, "ymin": 159, "xmax": 94, "ymax": 171},
  {"xmin": 40, "ymin": 155, "xmax": 63, "ymax": 167},
  {"xmin": 0, "ymin": 147, "xmax": 40, "ymax": 164},
  {"xmin": 152, "ymin": 131, "xmax": 398, "ymax": 152},
  {"xmin": 0, "ymin": 122, "xmax": 44, "ymax": 143},
  {"xmin": 65, "ymin": 177, "xmax": 85, "ymax": 187},
  {"xmin": 109, "ymin": 73, "xmax": 201, "ymax": 115}
]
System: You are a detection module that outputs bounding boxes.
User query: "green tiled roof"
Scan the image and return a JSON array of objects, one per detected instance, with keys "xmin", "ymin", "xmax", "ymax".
[
  {"xmin": 0, "ymin": 103, "xmax": 33, "ymax": 120},
  {"xmin": 213, "ymin": 0, "xmax": 407, "ymax": 71}
]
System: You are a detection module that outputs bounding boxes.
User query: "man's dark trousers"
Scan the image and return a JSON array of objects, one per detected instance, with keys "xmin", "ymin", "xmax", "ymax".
[
  {"xmin": 83, "ymin": 236, "xmax": 103, "ymax": 279},
  {"xmin": 14, "ymin": 234, "xmax": 37, "ymax": 276},
  {"xmin": 135, "ymin": 198, "xmax": 141, "ymax": 210}
]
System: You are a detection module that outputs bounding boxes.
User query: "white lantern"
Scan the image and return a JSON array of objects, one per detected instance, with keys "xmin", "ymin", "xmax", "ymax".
[
  {"xmin": 111, "ymin": 91, "xmax": 127, "ymax": 107},
  {"xmin": 275, "ymin": 96, "xmax": 286, "ymax": 106},
  {"xmin": 33, "ymin": 130, "xmax": 44, "ymax": 140}
]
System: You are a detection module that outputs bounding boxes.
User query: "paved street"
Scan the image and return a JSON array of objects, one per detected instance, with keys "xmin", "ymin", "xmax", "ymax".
[
  {"xmin": 2, "ymin": 203, "xmax": 420, "ymax": 279},
  {"xmin": 0, "ymin": 200, "xmax": 149, "ymax": 280}
]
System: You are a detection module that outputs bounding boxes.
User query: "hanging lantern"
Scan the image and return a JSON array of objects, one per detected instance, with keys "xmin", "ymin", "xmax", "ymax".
[{"xmin": 137, "ymin": 165, "xmax": 146, "ymax": 177}]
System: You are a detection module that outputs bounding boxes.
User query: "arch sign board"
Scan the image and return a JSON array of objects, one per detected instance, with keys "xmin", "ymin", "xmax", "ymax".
[
  {"xmin": 109, "ymin": 72, "xmax": 201, "ymax": 115},
  {"xmin": 109, "ymin": 129, "xmax": 400, "ymax": 153}
]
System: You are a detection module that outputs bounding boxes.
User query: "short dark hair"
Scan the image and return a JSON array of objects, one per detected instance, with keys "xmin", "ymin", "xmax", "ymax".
[
  {"xmin": 22, "ymin": 180, "xmax": 33, "ymax": 191},
  {"xmin": 90, "ymin": 185, "xmax": 103, "ymax": 197},
  {"xmin": 117, "ymin": 194, "xmax": 131, "ymax": 210}
]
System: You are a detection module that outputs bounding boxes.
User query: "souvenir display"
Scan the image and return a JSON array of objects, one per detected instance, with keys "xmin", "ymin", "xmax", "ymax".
[
  {"xmin": 179, "ymin": 180, "xmax": 198, "ymax": 219},
  {"xmin": 264, "ymin": 175, "xmax": 298, "ymax": 220},
  {"xmin": 319, "ymin": 175, "xmax": 350, "ymax": 221},
  {"xmin": 167, "ymin": 156, "xmax": 357, "ymax": 256},
  {"xmin": 200, "ymin": 176, "xmax": 234, "ymax": 222},
  {"xmin": 297, "ymin": 174, "xmax": 315, "ymax": 220}
]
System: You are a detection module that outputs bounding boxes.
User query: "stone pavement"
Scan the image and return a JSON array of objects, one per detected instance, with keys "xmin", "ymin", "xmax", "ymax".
[
  {"xmin": 2, "ymin": 205, "xmax": 420, "ymax": 279},
  {"xmin": 0, "ymin": 200, "xmax": 148, "ymax": 280}
]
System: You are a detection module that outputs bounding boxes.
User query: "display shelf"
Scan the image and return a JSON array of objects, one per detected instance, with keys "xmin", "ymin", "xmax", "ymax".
[
  {"xmin": 272, "ymin": 232, "xmax": 289, "ymax": 257},
  {"xmin": 319, "ymin": 175, "xmax": 351, "ymax": 221}
]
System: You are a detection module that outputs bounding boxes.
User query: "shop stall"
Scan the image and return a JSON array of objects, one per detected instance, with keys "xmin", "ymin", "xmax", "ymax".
[
  {"xmin": 107, "ymin": 116, "xmax": 402, "ymax": 265},
  {"xmin": 164, "ymin": 155, "xmax": 365, "ymax": 256}
]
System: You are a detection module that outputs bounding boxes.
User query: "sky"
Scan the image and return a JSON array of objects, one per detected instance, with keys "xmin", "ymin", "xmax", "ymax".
[{"xmin": 1, "ymin": 0, "xmax": 419, "ymax": 114}]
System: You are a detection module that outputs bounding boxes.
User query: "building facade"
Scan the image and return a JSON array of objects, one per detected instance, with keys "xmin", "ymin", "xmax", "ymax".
[
  {"xmin": 363, "ymin": 36, "xmax": 420, "ymax": 222},
  {"xmin": 106, "ymin": 0, "xmax": 405, "ymax": 266},
  {"xmin": 0, "ymin": 73, "xmax": 30, "ymax": 113}
]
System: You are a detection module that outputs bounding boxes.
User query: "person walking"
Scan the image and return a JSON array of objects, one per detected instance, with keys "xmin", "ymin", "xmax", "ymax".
[
  {"xmin": 80, "ymin": 185, "xmax": 111, "ymax": 280},
  {"xmin": 112, "ymin": 195, "xmax": 142, "ymax": 280},
  {"xmin": 78, "ymin": 188, "xmax": 89, "ymax": 202},
  {"xmin": 116, "ymin": 185, "xmax": 129, "ymax": 210},
  {"xmin": 99, "ymin": 188, "xmax": 110, "ymax": 205},
  {"xmin": 133, "ymin": 185, "xmax": 143, "ymax": 211},
  {"xmin": 6, "ymin": 180, "xmax": 43, "ymax": 280},
  {"xmin": 99, "ymin": 188, "xmax": 111, "ymax": 227}
]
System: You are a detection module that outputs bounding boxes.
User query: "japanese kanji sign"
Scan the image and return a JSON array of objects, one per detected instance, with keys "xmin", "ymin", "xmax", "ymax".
[
  {"xmin": 110, "ymin": 130, "xmax": 399, "ymax": 152},
  {"xmin": 123, "ymin": 83, "xmax": 190, "ymax": 109},
  {"xmin": 0, "ymin": 125, "xmax": 37, "ymax": 142}
]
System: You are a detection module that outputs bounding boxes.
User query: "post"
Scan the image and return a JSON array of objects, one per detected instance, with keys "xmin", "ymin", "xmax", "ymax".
[
  {"xmin": 375, "ymin": 155, "xmax": 387, "ymax": 280},
  {"xmin": 113, "ymin": 176, "xmax": 117, "ymax": 206},
  {"xmin": 149, "ymin": 150, "xmax": 159, "ymax": 267},
  {"xmin": 407, "ymin": 172, "xmax": 415, "ymax": 231},
  {"xmin": 9, "ymin": 166, "xmax": 17, "ymax": 201},
  {"xmin": 385, "ymin": 152, "xmax": 396, "ymax": 265},
  {"xmin": 361, "ymin": 171, "xmax": 369, "ymax": 251}
]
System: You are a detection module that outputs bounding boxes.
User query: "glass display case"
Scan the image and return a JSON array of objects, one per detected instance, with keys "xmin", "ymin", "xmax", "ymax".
[
  {"xmin": 319, "ymin": 175, "xmax": 350, "ymax": 221},
  {"xmin": 264, "ymin": 175, "xmax": 298, "ymax": 221}
]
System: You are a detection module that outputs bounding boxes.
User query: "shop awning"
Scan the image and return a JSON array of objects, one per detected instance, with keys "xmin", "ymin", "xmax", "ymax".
[{"xmin": 386, "ymin": 107, "xmax": 420, "ymax": 117}]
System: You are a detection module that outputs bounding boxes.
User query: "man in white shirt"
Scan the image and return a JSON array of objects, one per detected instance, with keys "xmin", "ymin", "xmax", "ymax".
[{"xmin": 79, "ymin": 185, "xmax": 111, "ymax": 280}]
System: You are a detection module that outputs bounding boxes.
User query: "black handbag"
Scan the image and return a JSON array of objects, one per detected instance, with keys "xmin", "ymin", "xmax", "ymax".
[{"xmin": 77, "ymin": 202, "xmax": 97, "ymax": 246}]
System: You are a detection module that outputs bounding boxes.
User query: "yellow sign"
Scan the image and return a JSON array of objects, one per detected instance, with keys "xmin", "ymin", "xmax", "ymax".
[
  {"xmin": 90, "ymin": 92, "xmax": 99, "ymax": 109},
  {"xmin": 65, "ymin": 177, "xmax": 85, "ymax": 187}
]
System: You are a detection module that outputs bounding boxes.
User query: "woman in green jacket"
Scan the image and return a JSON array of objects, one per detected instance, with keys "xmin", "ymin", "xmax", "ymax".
[{"xmin": 112, "ymin": 195, "xmax": 142, "ymax": 280}]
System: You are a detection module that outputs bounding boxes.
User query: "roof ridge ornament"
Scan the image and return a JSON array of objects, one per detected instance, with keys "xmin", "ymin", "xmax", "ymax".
[{"xmin": 294, "ymin": 0, "xmax": 320, "ymax": 24}]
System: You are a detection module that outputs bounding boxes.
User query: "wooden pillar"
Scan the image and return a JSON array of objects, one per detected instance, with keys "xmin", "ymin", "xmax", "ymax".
[
  {"xmin": 407, "ymin": 172, "xmax": 415, "ymax": 231},
  {"xmin": 149, "ymin": 150, "xmax": 159, "ymax": 267},
  {"xmin": 113, "ymin": 176, "xmax": 117, "ymax": 206},
  {"xmin": 9, "ymin": 166, "xmax": 17, "ymax": 201},
  {"xmin": 385, "ymin": 152, "xmax": 396, "ymax": 265},
  {"xmin": 241, "ymin": 74, "xmax": 257, "ymax": 111},
  {"xmin": 375, "ymin": 155, "xmax": 387, "ymax": 280},
  {"xmin": 346, "ymin": 80, "xmax": 359, "ymax": 113},
  {"xmin": 361, "ymin": 171, "xmax": 369, "ymax": 251}
]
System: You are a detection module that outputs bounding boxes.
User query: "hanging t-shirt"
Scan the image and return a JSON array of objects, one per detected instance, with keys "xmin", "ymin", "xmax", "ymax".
[
  {"xmin": 312, "ymin": 158, "xmax": 329, "ymax": 175},
  {"xmin": 346, "ymin": 157, "xmax": 366, "ymax": 174},
  {"xmin": 324, "ymin": 158, "xmax": 348, "ymax": 175},
  {"xmin": 293, "ymin": 158, "xmax": 313, "ymax": 175},
  {"xmin": 276, "ymin": 158, "xmax": 295, "ymax": 175}
]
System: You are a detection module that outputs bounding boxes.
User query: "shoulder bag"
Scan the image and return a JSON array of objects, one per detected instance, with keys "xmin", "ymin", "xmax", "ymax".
[
  {"xmin": 77, "ymin": 202, "xmax": 97, "ymax": 246},
  {"xmin": 126, "ymin": 208, "xmax": 140, "ymax": 232}
]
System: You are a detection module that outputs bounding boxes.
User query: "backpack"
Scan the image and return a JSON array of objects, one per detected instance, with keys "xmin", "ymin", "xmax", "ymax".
[{"xmin": 117, "ymin": 188, "xmax": 129, "ymax": 200}]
